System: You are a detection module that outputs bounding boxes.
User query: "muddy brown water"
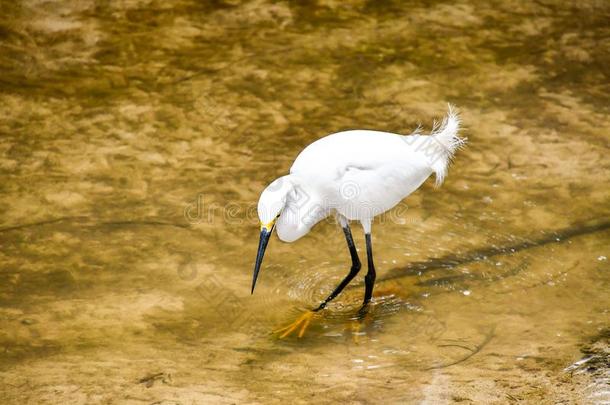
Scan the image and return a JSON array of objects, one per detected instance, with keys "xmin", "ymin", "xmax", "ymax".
[{"xmin": 0, "ymin": 1, "xmax": 609, "ymax": 404}]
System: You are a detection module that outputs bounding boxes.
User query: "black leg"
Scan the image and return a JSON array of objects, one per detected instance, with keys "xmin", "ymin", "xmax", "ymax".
[
  {"xmin": 314, "ymin": 224, "xmax": 361, "ymax": 312},
  {"xmin": 362, "ymin": 233, "xmax": 376, "ymax": 305}
]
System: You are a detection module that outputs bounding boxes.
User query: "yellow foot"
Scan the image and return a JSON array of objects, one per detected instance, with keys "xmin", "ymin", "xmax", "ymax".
[
  {"xmin": 346, "ymin": 306, "xmax": 375, "ymax": 343},
  {"xmin": 349, "ymin": 319, "xmax": 365, "ymax": 343},
  {"xmin": 273, "ymin": 310, "xmax": 317, "ymax": 339}
]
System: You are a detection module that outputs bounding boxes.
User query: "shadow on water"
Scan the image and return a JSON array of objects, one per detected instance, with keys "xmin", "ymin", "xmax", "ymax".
[{"xmin": 382, "ymin": 217, "xmax": 610, "ymax": 281}]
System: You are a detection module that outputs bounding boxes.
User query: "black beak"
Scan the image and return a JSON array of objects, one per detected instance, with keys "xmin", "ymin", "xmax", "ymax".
[{"xmin": 251, "ymin": 227, "xmax": 273, "ymax": 294}]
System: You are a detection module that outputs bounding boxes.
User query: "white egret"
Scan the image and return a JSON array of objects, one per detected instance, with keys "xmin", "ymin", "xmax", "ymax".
[{"xmin": 252, "ymin": 105, "xmax": 465, "ymax": 337}]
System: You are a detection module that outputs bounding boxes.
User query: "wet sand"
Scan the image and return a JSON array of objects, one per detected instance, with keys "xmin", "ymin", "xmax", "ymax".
[{"xmin": 0, "ymin": 0, "xmax": 609, "ymax": 403}]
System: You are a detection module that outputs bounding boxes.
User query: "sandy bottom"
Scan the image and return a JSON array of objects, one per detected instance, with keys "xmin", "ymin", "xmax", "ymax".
[{"xmin": 0, "ymin": 0, "xmax": 609, "ymax": 403}]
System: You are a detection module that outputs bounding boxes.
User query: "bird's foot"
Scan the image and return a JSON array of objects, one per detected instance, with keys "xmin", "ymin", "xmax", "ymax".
[
  {"xmin": 347, "ymin": 319, "xmax": 365, "ymax": 343},
  {"xmin": 273, "ymin": 310, "xmax": 318, "ymax": 339},
  {"xmin": 344, "ymin": 304, "xmax": 375, "ymax": 343}
]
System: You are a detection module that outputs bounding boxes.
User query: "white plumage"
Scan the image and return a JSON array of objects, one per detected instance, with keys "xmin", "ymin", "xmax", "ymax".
[
  {"xmin": 251, "ymin": 105, "xmax": 465, "ymax": 323},
  {"xmin": 259, "ymin": 105, "xmax": 464, "ymax": 242}
]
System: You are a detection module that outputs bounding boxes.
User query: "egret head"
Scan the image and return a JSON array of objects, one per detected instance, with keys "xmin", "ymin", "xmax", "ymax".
[{"xmin": 251, "ymin": 176, "xmax": 294, "ymax": 294}]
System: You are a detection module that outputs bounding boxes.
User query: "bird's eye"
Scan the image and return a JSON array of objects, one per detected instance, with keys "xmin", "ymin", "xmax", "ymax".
[{"xmin": 275, "ymin": 213, "xmax": 281, "ymax": 219}]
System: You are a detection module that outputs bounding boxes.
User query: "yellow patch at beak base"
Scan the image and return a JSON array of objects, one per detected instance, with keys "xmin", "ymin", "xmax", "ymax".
[{"xmin": 260, "ymin": 219, "xmax": 276, "ymax": 232}]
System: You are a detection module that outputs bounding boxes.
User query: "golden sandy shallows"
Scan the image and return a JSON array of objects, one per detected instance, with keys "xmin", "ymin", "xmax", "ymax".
[{"xmin": 0, "ymin": 0, "xmax": 609, "ymax": 404}]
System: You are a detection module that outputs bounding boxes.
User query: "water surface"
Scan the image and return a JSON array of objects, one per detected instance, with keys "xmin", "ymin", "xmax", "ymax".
[{"xmin": 0, "ymin": 0, "xmax": 609, "ymax": 403}]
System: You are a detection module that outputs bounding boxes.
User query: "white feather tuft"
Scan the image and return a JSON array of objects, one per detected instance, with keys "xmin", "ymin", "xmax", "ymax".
[{"xmin": 429, "ymin": 104, "xmax": 466, "ymax": 186}]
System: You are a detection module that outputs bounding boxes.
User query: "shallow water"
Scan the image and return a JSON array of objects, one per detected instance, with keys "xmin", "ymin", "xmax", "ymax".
[{"xmin": 0, "ymin": 0, "xmax": 609, "ymax": 403}]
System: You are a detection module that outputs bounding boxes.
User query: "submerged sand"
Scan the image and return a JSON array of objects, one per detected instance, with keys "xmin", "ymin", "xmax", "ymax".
[{"xmin": 0, "ymin": 0, "xmax": 608, "ymax": 403}]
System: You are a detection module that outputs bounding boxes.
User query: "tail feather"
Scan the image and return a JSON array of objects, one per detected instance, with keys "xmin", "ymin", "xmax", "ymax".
[{"xmin": 429, "ymin": 104, "xmax": 465, "ymax": 186}]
